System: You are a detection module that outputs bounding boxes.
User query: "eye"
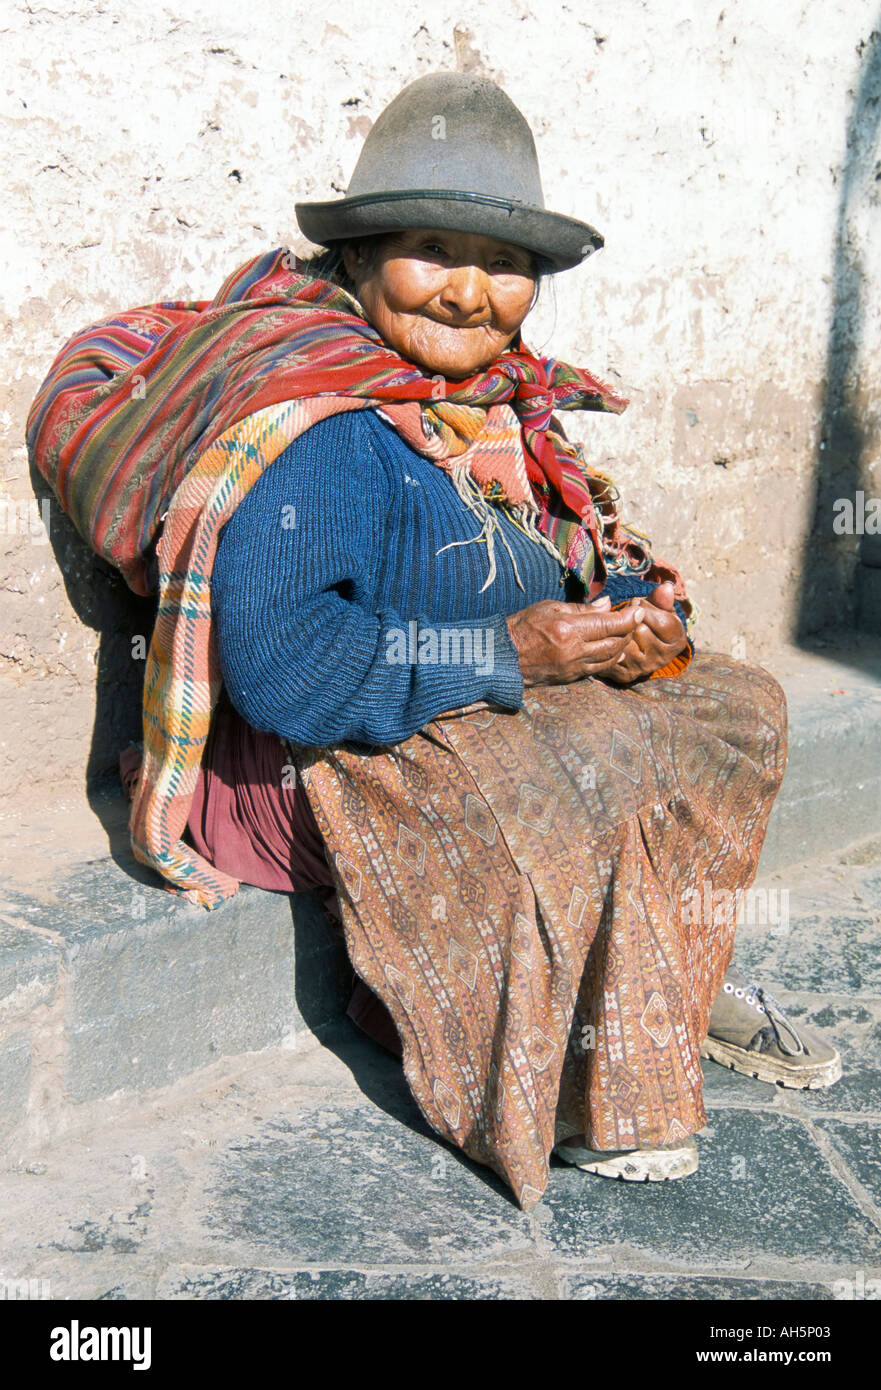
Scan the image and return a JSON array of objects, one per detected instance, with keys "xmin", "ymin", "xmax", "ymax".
[{"xmin": 491, "ymin": 250, "xmax": 530, "ymax": 274}]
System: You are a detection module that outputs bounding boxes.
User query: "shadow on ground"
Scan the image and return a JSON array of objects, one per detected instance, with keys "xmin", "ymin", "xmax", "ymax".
[{"xmin": 289, "ymin": 896, "xmax": 521, "ymax": 1209}]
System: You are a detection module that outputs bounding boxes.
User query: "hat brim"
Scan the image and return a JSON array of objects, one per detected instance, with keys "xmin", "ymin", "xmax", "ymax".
[{"xmin": 294, "ymin": 189, "xmax": 602, "ymax": 272}]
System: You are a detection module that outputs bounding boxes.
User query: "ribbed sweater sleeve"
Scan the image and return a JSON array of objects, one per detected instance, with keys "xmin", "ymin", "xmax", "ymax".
[{"xmin": 211, "ymin": 410, "xmax": 525, "ymax": 746}]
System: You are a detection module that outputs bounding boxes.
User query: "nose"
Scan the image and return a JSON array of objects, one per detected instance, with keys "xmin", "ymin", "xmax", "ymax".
[{"xmin": 438, "ymin": 262, "xmax": 489, "ymax": 319}]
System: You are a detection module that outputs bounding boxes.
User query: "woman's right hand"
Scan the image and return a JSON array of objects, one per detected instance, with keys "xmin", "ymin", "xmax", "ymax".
[{"xmin": 506, "ymin": 595, "xmax": 644, "ymax": 687}]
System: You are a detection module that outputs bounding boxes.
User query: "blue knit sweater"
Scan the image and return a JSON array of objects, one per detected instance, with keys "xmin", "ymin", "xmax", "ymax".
[{"xmin": 212, "ymin": 408, "xmax": 684, "ymax": 747}]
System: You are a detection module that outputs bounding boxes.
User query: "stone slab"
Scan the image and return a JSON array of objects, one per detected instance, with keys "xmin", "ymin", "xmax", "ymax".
[
  {"xmin": 0, "ymin": 917, "xmax": 59, "ymax": 1018},
  {"xmin": 732, "ymin": 836, "xmax": 881, "ymax": 998},
  {"xmin": 0, "ymin": 854, "xmax": 350, "ymax": 1123},
  {"xmin": 787, "ymin": 995, "xmax": 881, "ymax": 1117},
  {"xmin": 565, "ymin": 1272, "xmax": 837, "ymax": 1299},
  {"xmin": 0, "ymin": 1030, "xmax": 31, "ymax": 1135},
  {"xmin": 203, "ymin": 1104, "xmax": 534, "ymax": 1267},
  {"xmin": 0, "ymin": 920, "xmax": 58, "ymax": 1141},
  {"xmin": 541, "ymin": 1110, "xmax": 881, "ymax": 1267},
  {"xmin": 814, "ymin": 1118, "xmax": 881, "ymax": 1209},
  {"xmin": 734, "ymin": 919, "xmax": 881, "ymax": 997},
  {"xmin": 758, "ymin": 643, "xmax": 881, "ymax": 873},
  {"xmin": 157, "ymin": 1267, "xmax": 543, "ymax": 1300}
]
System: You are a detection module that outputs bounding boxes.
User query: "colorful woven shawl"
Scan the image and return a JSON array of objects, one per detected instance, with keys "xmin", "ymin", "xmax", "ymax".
[{"xmin": 27, "ymin": 247, "xmax": 685, "ymax": 907}]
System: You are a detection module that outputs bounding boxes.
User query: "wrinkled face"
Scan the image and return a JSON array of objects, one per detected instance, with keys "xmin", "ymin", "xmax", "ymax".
[{"xmin": 343, "ymin": 229, "xmax": 537, "ymax": 379}]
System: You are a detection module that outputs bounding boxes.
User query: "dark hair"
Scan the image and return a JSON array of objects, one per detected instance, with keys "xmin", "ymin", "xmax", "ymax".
[
  {"xmin": 297, "ymin": 236, "xmax": 386, "ymax": 297},
  {"xmin": 298, "ymin": 235, "xmax": 553, "ymax": 309}
]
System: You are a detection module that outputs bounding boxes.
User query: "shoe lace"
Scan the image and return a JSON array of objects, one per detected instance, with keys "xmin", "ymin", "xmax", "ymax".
[{"xmin": 743, "ymin": 981, "xmax": 805, "ymax": 1057}]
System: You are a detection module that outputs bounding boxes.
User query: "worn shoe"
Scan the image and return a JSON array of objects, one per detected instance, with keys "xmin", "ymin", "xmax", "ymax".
[
  {"xmin": 554, "ymin": 1136, "xmax": 698, "ymax": 1181},
  {"xmin": 702, "ymin": 964, "xmax": 842, "ymax": 1089}
]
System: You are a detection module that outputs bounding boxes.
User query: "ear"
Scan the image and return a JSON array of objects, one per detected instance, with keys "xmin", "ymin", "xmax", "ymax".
[{"xmin": 341, "ymin": 242, "xmax": 366, "ymax": 282}]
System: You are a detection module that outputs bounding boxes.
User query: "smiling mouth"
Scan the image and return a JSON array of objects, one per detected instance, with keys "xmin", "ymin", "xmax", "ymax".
[{"xmin": 421, "ymin": 315, "xmax": 494, "ymax": 331}]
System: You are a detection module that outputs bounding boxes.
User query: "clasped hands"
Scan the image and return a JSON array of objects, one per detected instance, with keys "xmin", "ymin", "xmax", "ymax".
[{"xmin": 505, "ymin": 581, "xmax": 688, "ymax": 687}]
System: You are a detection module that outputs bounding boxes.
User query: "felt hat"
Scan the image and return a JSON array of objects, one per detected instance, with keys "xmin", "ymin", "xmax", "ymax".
[{"xmin": 295, "ymin": 72, "xmax": 603, "ymax": 272}]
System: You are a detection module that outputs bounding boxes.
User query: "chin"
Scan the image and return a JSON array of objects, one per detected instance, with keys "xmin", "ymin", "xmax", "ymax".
[
  {"xmin": 432, "ymin": 363, "xmax": 483, "ymax": 380},
  {"xmin": 413, "ymin": 350, "xmax": 500, "ymax": 379},
  {"xmin": 405, "ymin": 329, "xmax": 506, "ymax": 380}
]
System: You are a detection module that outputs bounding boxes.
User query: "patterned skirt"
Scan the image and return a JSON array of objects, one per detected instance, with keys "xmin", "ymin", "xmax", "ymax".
[{"xmin": 292, "ymin": 653, "xmax": 787, "ymax": 1210}]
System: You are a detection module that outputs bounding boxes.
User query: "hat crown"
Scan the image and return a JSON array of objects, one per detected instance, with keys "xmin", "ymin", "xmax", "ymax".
[{"xmin": 346, "ymin": 72, "xmax": 546, "ymax": 208}]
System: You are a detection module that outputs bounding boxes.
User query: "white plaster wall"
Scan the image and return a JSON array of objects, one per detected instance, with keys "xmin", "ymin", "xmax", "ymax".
[{"xmin": 1, "ymin": 0, "xmax": 879, "ymax": 811}]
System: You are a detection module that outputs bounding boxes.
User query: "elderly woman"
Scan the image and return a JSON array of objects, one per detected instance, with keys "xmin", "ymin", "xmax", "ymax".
[{"xmin": 29, "ymin": 72, "xmax": 839, "ymax": 1210}]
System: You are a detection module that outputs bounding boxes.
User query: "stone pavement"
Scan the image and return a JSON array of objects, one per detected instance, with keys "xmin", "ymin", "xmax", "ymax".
[{"xmin": 1, "ymin": 836, "xmax": 880, "ymax": 1302}]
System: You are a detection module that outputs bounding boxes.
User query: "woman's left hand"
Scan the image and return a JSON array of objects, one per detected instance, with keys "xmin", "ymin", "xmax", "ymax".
[{"xmin": 595, "ymin": 582, "xmax": 688, "ymax": 685}]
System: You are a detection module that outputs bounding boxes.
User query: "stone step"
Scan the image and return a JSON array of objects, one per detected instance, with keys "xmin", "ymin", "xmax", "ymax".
[
  {"xmin": 0, "ymin": 806, "xmax": 351, "ymax": 1160},
  {"xmin": 756, "ymin": 639, "xmax": 881, "ymax": 872},
  {"xmin": 1, "ymin": 638, "xmax": 879, "ymax": 1156}
]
